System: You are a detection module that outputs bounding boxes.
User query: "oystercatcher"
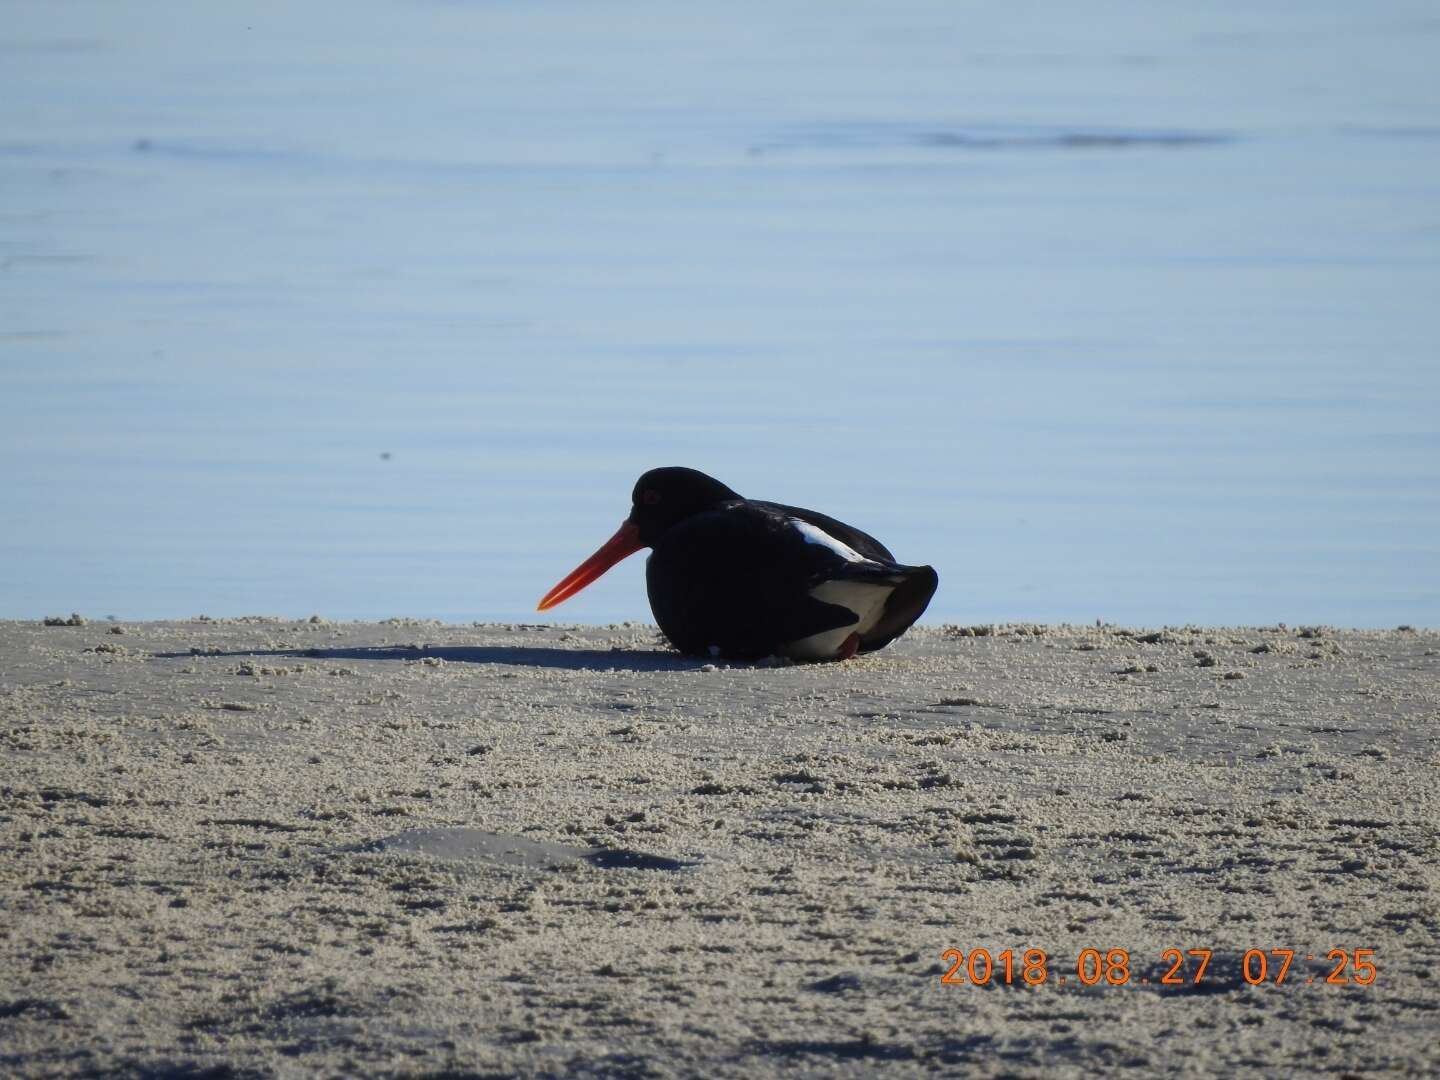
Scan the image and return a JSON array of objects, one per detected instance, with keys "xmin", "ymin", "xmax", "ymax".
[{"xmin": 537, "ymin": 467, "xmax": 938, "ymax": 661}]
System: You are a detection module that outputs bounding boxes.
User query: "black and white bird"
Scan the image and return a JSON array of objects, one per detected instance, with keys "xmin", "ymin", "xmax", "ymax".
[{"xmin": 537, "ymin": 467, "xmax": 938, "ymax": 661}]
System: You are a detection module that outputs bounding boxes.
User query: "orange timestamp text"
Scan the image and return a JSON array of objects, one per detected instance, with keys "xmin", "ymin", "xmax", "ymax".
[{"xmin": 939, "ymin": 947, "xmax": 1377, "ymax": 988}]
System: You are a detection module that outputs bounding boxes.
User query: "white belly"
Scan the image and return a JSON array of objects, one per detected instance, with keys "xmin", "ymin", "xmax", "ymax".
[{"xmin": 783, "ymin": 579, "xmax": 894, "ymax": 660}]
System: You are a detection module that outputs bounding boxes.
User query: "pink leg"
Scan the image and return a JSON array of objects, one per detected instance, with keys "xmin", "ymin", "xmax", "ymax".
[{"xmin": 835, "ymin": 631, "xmax": 861, "ymax": 661}]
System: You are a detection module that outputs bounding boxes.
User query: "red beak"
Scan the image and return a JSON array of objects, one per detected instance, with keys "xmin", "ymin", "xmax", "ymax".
[{"xmin": 536, "ymin": 521, "xmax": 644, "ymax": 611}]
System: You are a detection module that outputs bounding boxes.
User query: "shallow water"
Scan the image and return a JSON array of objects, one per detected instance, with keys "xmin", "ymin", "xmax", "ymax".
[{"xmin": 3, "ymin": 1, "xmax": 1438, "ymax": 626}]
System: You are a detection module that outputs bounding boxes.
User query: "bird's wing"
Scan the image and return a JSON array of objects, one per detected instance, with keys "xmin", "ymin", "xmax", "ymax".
[{"xmin": 747, "ymin": 501, "xmax": 897, "ymax": 564}]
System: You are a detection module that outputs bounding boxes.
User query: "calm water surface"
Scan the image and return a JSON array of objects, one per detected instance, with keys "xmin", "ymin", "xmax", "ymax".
[{"xmin": 3, "ymin": 1, "xmax": 1438, "ymax": 626}]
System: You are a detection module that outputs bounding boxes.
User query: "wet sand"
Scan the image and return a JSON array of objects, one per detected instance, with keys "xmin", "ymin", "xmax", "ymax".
[{"xmin": 2, "ymin": 618, "xmax": 1437, "ymax": 1077}]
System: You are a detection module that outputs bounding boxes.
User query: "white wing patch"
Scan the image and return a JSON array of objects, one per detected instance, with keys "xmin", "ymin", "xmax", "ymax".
[{"xmin": 792, "ymin": 520, "xmax": 867, "ymax": 563}]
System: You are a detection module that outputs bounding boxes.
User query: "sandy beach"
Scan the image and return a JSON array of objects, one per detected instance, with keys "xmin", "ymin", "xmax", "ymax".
[{"xmin": 1, "ymin": 617, "xmax": 1436, "ymax": 1077}]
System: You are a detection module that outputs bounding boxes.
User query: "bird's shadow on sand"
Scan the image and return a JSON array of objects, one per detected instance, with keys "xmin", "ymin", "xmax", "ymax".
[{"xmin": 150, "ymin": 643, "xmax": 707, "ymax": 673}]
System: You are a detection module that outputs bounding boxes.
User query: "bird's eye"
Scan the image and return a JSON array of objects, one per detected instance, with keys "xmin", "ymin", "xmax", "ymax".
[{"xmin": 641, "ymin": 489, "xmax": 662, "ymax": 506}]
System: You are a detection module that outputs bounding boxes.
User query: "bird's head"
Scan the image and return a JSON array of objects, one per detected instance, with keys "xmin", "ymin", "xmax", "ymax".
[
  {"xmin": 625, "ymin": 466, "xmax": 740, "ymax": 546},
  {"xmin": 536, "ymin": 467, "xmax": 740, "ymax": 611}
]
